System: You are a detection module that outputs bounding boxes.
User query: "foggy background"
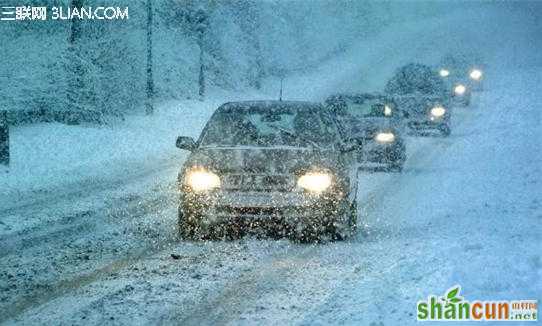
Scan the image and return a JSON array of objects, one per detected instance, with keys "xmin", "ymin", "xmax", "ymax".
[{"xmin": 1, "ymin": 0, "xmax": 540, "ymax": 122}]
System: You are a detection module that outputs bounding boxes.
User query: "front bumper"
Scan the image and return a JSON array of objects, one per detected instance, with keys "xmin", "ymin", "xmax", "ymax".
[
  {"xmin": 359, "ymin": 140, "xmax": 405, "ymax": 163},
  {"xmin": 180, "ymin": 190, "xmax": 344, "ymax": 226},
  {"xmin": 408, "ymin": 117, "xmax": 448, "ymax": 131}
]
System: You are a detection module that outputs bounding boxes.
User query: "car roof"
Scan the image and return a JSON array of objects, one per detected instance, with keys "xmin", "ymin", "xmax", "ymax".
[
  {"xmin": 326, "ymin": 93, "xmax": 393, "ymax": 103},
  {"xmin": 392, "ymin": 93, "xmax": 443, "ymax": 101},
  {"xmin": 327, "ymin": 93, "xmax": 390, "ymax": 99},
  {"xmin": 219, "ymin": 100, "xmax": 323, "ymax": 113}
]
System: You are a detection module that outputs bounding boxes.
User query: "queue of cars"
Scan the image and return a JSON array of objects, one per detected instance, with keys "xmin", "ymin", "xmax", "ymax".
[
  {"xmin": 174, "ymin": 56, "xmax": 484, "ymax": 242},
  {"xmin": 438, "ymin": 54, "xmax": 485, "ymax": 100}
]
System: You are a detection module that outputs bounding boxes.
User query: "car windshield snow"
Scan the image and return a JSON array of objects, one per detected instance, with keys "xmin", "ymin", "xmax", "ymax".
[
  {"xmin": 345, "ymin": 99, "xmax": 389, "ymax": 118},
  {"xmin": 199, "ymin": 104, "xmax": 336, "ymax": 147}
]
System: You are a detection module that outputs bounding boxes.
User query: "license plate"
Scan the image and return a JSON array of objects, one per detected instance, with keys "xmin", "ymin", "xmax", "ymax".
[{"xmin": 227, "ymin": 175, "xmax": 289, "ymax": 190}]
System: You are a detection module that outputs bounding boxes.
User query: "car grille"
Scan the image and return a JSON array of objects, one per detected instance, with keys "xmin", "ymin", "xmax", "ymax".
[{"xmin": 223, "ymin": 174, "xmax": 294, "ymax": 192}]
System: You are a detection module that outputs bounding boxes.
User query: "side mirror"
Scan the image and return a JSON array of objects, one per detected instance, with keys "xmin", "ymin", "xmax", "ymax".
[{"xmin": 176, "ymin": 136, "xmax": 196, "ymax": 151}]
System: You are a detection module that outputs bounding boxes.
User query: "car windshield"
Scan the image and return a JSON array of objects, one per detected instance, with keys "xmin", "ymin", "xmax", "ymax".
[
  {"xmin": 200, "ymin": 104, "xmax": 336, "ymax": 147},
  {"xmin": 346, "ymin": 99, "xmax": 390, "ymax": 118}
]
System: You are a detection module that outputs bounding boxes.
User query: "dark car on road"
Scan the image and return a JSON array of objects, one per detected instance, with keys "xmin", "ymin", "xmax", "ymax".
[
  {"xmin": 325, "ymin": 93, "xmax": 407, "ymax": 171},
  {"xmin": 385, "ymin": 63, "xmax": 452, "ymax": 136},
  {"xmin": 393, "ymin": 94, "xmax": 451, "ymax": 136},
  {"xmin": 175, "ymin": 101, "xmax": 359, "ymax": 242},
  {"xmin": 438, "ymin": 54, "xmax": 483, "ymax": 104},
  {"xmin": 449, "ymin": 81, "xmax": 471, "ymax": 107}
]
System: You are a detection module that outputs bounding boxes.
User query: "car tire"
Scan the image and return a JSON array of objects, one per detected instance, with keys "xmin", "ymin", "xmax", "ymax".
[{"xmin": 329, "ymin": 200, "xmax": 358, "ymax": 241}]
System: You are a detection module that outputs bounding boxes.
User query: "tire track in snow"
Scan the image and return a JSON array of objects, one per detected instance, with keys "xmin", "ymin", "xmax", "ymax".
[
  {"xmin": 1, "ymin": 245, "xmax": 159, "ymax": 323},
  {"xmin": 0, "ymin": 210, "xmax": 96, "ymax": 259},
  {"xmin": 0, "ymin": 186, "xmax": 178, "ymax": 322},
  {"xmin": 0, "ymin": 184, "xmax": 174, "ymax": 259},
  {"xmin": 172, "ymin": 244, "xmax": 318, "ymax": 325},
  {"xmin": 0, "ymin": 157, "xmax": 179, "ymax": 234}
]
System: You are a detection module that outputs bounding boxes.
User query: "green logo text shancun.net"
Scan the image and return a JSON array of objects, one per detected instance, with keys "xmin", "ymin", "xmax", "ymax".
[{"xmin": 417, "ymin": 285, "xmax": 538, "ymax": 321}]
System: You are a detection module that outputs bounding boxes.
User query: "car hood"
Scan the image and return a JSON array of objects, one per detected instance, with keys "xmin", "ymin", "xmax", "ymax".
[{"xmin": 184, "ymin": 146, "xmax": 340, "ymax": 174}]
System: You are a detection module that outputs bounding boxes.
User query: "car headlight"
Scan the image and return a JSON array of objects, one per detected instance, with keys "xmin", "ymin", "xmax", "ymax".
[
  {"xmin": 454, "ymin": 84, "xmax": 466, "ymax": 95},
  {"xmin": 185, "ymin": 168, "xmax": 221, "ymax": 192},
  {"xmin": 375, "ymin": 132, "xmax": 395, "ymax": 143},
  {"xmin": 470, "ymin": 69, "xmax": 482, "ymax": 80},
  {"xmin": 297, "ymin": 172, "xmax": 332, "ymax": 193},
  {"xmin": 439, "ymin": 69, "xmax": 450, "ymax": 77},
  {"xmin": 384, "ymin": 105, "xmax": 392, "ymax": 116},
  {"xmin": 430, "ymin": 106, "xmax": 446, "ymax": 118}
]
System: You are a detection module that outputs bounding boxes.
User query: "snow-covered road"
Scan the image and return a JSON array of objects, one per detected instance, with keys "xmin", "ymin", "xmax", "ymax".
[{"xmin": 1, "ymin": 67, "xmax": 539, "ymax": 325}]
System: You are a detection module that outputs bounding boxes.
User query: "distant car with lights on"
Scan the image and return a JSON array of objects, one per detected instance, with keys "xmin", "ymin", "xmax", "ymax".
[
  {"xmin": 438, "ymin": 54, "xmax": 484, "ymax": 103},
  {"xmin": 175, "ymin": 101, "xmax": 359, "ymax": 242},
  {"xmin": 385, "ymin": 63, "xmax": 452, "ymax": 136},
  {"xmin": 450, "ymin": 82, "xmax": 471, "ymax": 107},
  {"xmin": 438, "ymin": 54, "xmax": 485, "ymax": 90},
  {"xmin": 325, "ymin": 93, "xmax": 407, "ymax": 172},
  {"xmin": 393, "ymin": 94, "xmax": 451, "ymax": 136}
]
